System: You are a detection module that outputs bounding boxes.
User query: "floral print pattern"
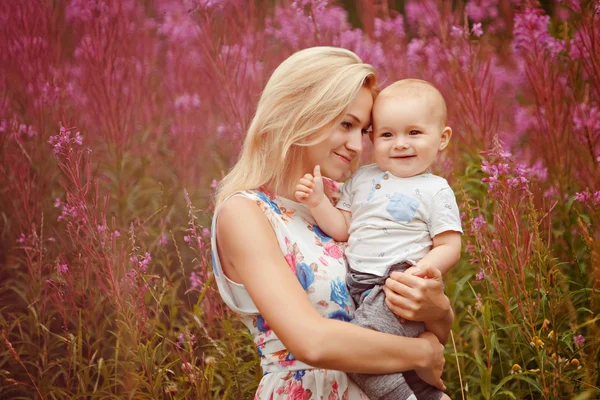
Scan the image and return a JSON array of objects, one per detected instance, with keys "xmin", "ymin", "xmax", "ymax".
[{"xmin": 212, "ymin": 190, "xmax": 369, "ymax": 399}]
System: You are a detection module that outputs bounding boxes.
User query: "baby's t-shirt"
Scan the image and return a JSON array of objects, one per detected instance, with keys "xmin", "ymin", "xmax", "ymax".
[{"xmin": 337, "ymin": 164, "xmax": 463, "ymax": 276}]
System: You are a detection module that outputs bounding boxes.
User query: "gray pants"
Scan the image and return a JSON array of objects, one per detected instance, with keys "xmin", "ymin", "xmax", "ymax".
[{"xmin": 347, "ymin": 262, "xmax": 443, "ymax": 400}]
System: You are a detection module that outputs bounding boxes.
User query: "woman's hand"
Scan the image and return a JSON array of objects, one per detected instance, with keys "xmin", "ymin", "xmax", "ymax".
[
  {"xmin": 382, "ymin": 265, "xmax": 453, "ymax": 343},
  {"xmin": 415, "ymin": 331, "xmax": 446, "ymax": 391}
]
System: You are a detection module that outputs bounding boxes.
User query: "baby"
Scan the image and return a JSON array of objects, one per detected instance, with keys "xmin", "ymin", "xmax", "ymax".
[{"xmin": 295, "ymin": 79, "xmax": 462, "ymax": 400}]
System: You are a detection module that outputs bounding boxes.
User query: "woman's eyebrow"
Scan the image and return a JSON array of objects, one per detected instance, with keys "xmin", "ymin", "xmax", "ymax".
[{"xmin": 346, "ymin": 113, "xmax": 362, "ymax": 124}]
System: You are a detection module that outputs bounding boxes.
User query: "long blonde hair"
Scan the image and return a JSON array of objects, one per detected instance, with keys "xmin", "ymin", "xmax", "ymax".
[{"xmin": 216, "ymin": 46, "xmax": 378, "ymax": 205}]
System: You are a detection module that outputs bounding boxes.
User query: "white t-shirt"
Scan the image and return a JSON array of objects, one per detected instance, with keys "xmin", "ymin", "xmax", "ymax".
[{"xmin": 337, "ymin": 164, "xmax": 463, "ymax": 276}]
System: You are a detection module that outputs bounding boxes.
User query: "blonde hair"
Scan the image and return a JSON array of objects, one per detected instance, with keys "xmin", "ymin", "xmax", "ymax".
[{"xmin": 216, "ymin": 46, "xmax": 378, "ymax": 205}]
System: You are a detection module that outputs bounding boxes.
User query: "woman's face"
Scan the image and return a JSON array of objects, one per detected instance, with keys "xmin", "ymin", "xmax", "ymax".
[{"xmin": 303, "ymin": 86, "xmax": 373, "ymax": 181}]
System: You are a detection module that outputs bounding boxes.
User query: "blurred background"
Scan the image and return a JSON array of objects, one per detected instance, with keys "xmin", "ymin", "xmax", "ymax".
[{"xmin": 0, "ymin": 0, "xmax": 598, "ymax": 398}]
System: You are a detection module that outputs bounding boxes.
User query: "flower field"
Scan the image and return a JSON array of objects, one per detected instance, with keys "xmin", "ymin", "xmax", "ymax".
[{"xmin": 0, "ymin": 0, "xmax": 598, "ymax": 398}]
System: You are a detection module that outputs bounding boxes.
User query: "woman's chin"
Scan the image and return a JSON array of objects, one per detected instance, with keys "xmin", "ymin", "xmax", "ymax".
[{"xmin": 321, "ymin": 166, "xmax": 347, "ymax": 182}]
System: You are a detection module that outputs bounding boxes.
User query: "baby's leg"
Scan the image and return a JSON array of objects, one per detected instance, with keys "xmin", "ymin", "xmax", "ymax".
[
  {"xmin": 349, "ymin": 284, "xmax": 427, "ymax": 400},
  {"xmin": 347, "ymin": 263, "xmax": 445, "ymax": 400}
]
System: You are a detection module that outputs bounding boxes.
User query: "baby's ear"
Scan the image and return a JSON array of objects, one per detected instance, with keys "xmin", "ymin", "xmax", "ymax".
[{"xmin": 438, "ymin": 126, "xmax": 452, "ymax": 151}]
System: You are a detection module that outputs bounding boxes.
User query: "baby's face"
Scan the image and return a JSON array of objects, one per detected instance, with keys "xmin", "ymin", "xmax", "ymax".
[{"xmin": 371, "ymin": 94, "xmax": 449, "ymax": 178}]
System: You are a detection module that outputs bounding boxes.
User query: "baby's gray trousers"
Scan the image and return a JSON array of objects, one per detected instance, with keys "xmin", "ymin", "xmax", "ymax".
[{"xmin": 346, "ymin": 262, "xmax": 443, "ymax": 400}]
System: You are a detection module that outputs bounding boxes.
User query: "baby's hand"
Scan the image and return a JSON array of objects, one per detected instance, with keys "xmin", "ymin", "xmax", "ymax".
[{"xmin": 294, "ymin": 165, "xmax": 325, "ymax": 208}]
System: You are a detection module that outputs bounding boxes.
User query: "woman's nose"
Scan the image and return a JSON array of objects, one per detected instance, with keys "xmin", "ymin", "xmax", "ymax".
[{"xmin": 345, "ymin": 130, "xmax": 363, "ymax": 153}]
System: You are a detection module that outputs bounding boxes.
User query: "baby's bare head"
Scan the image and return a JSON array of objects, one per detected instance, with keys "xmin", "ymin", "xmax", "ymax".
[{"xmin": 374, "ymin": 79, "xmax": 447, "ymax": 130}]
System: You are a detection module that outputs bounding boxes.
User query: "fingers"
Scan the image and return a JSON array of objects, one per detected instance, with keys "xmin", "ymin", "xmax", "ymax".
[
  {"xmin": 313, "ymin": 164, "xmax": 321, "ymax": 178},
  {"xmin": 384, "ymin": 277, "xmax": 421, "ymax": 302},
  {"xmin": 411, "ymin": 264, "xmax": 442, "ymax": 280}
]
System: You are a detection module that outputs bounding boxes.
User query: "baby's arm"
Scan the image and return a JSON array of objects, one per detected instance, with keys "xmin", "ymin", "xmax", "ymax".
[
  {"xmin": 414, "ymin": 231, "xmax": 462, "ymax": 276},
  {"xmin": 408, "ymin": 231, "xmax": 460, "ymax": 344},
  {"xmin": 295, "ymin": 165, "xmax": 352, "ymax": 242}
]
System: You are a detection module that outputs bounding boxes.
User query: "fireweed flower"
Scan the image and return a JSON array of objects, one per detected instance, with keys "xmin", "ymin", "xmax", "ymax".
[
  {"xmin": 512, "ymin": 8, "xmax": 565, "ymax": 58},
  {"xmin": 574, "ymin": 191, "xmax": 591, "ymax": 203},
  {"xmin": 57, "ymin": 263, "xmax": 69, "ymax": 273},
  {"xmin": 574, "ymin": 334, "xmax": 586, "ymax": 348},
  {"xmin": 450, "ymin": 26, "xmax": 465, "ymax": 38},
  {"xmin": 472, "ymin": 215, "xmax": 487, "ymax": 232},
  {"xmin": 159, "ymin": 234, "xmax": 168, "ymax": 246},
  {"xmin": 139, "ymin": 252, "xmax": 151, "ymax": 272},
  {"xmin": 475, "ymin": 270, "xmax": 485, "ymax": 281},
  {"xmin": 190, "ymin": 272, "xmax": 201, "ymax": 288},
  {"xmin": 471, "ymin": 23, "xmax": 483, "ymax": 37}
]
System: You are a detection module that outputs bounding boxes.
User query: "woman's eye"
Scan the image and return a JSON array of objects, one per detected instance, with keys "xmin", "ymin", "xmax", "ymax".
[
  {"xmin": 341, "ymin": 122, "xmax": 352, "ymax": 130},
  {"xmin": 361, "ymin": 128, "xmax": 369, "ymax": 135},
  {"xmin": 409, "ymin": 130, "xmax": 422, "ymax": 135}
]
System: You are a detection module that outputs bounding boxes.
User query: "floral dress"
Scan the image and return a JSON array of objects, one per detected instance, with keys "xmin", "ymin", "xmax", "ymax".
[{"xmin": 211, "ymin": 189, "xmax": 369, "ymax": 399}]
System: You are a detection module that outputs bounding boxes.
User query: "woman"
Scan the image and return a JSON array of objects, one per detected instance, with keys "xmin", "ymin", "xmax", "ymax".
[{"xmin": 211, "ymin": 47, "xmax": 454, "ymax": 399}]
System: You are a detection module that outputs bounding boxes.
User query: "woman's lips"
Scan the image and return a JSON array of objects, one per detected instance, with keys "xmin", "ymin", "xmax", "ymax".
[{"xmin": 334, "ymin": 152, "xmax": 351, "ymax": 164}]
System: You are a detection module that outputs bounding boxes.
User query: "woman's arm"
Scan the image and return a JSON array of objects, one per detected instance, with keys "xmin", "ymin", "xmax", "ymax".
[
  {"xmin": 383, "ymin": 267, "xmax": 454, "ymax": 344},
  {"xmin": 216, "ymin": 197, "xmax": 445, "ymax": 389}
]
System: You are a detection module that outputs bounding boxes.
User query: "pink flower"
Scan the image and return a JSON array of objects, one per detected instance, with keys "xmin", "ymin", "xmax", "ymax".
[
  {"xmin": 475, "ymin": 270, "xmax": 485, "ymax": 281},
  {"xmin": 574, "ymin": 334, "xmax": 585, "ymax": 348},
  {"xmin": 57, "ymin": 263, "xmax": 69, "ymax": 273},
  {"xmin": 184, "ymin": 235, "xmax": 191, "ymax": 244},
  {"xmin": 471, "ymin": 23, "xmax": 483, "ymax": 37},
  {"xmin": 190, "ymin": 272, "xmax": 201, "ymax": 288},
  {"xmin": 574, "ymin": 191, "xmax": 591, "ymax": 203},
  {"xmin": 324, "ymin": 242, "xmax": 343, "ymax": 259},
  {"xmin": 139, "ymin": 252, "xmax": 151, "ymax": 272},
  {"xmin": 159, "ymin": 234, "xmax": 168, "ymax": 246},
  {"xmin": 472, "ymin": 215, "xmax": 487, "ymax": 231},
  {"xmin": 450, "ymin": 26, "xmax": 465, "ymax": 38}
]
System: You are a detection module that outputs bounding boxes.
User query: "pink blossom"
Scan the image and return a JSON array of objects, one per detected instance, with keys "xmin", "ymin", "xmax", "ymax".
[
  {"xmin": 202, "ymin": 228, "xmax": 210, "ymax": 237},
  {"xmin": 139, "ymin": 252, "xmax": 151, "ymax": 272},
  {"xmin": 574, "ymin": 191, "xmax": 591, "ymax": 203},
  {"xmin": 471, "ymin": 23, "xmax": 483, "ymax": 37},
  {"xmin": 184, "ymin": 235, "xmax": 191, "ymax": 244},
  {"xmin": 190, "ymin": 271, "xmax": 201, "ymax": 288},
  {"xmin": 159, "ymin": 234, "xmax": 168, "ymax": 246},
  {"xmin": 112, "ymin": 230, "xmax": 120, "ymax": 239},
  {"xmin": 475, "ymin": 270, "xmax": 485, "ymax": 281},
  {"xmin": 450, "ymin": 26, "xmax": 465, "ymax": 38},
  {"xmin": 472, "ymin": 215, "xmax": 487, "ymax": 231},
  {"xmin": 512, "ymin": 8, "xmax": 565, "ymax": 58},
  {"xmin": 57, "ymin": 263, "xmax": 69, "ymax": 273},
  {"xmin": 324, "ymin": 242, "xmax": 343, "ymax": 259},
  {"xmin": 574, "ymin": 334, "xmax": 585, "ymax": 348},
  {"xmin": 211, "ymin": 179, "xmax": 218, "ymax": 190}
]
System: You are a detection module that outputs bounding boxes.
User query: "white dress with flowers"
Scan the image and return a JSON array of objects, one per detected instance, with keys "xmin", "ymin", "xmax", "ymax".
[{"xmin": 211, "ymin": 189, "xmax": 369, "ymax": 399}]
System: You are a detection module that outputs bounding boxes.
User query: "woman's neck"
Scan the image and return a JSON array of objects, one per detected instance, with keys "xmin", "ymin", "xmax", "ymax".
[{"xmin": 263, "ymin": 170, "xmax": 304, "ymax": 201}]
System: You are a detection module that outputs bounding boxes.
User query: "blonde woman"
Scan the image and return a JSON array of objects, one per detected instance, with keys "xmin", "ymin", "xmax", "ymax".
[{"xmin": 211, "ymin": 47, "xmax": 454, "ymax": 399}]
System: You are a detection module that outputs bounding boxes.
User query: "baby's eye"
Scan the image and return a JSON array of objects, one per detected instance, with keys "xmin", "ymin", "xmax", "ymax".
[
  {"xmin": 341, "ymin": 122, "xmax": 352, "ymax": 130},
  {"xmin": 381, "ymin": 132, "xmax": 393, "ymax": 138},
  {"xmin": 409, "ymin": 130, "xmax": 422, "ymax": 135}
]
